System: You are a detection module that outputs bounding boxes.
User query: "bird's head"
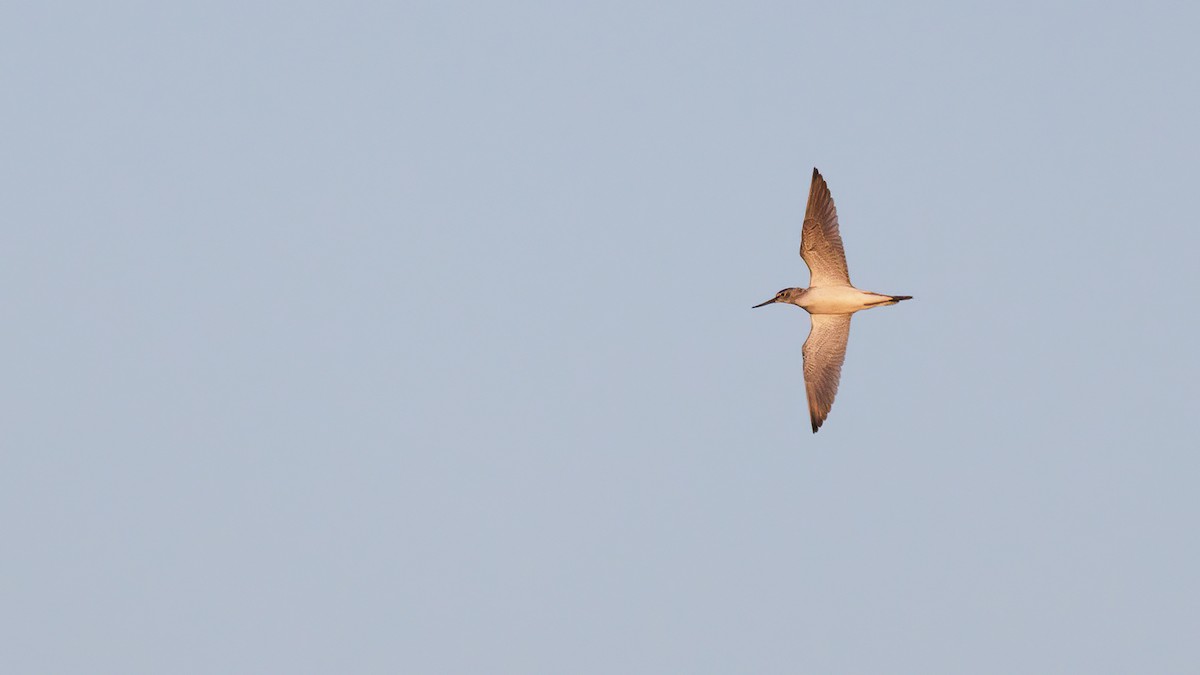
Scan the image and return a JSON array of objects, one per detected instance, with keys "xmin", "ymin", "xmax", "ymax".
[{"xmin": 753, "ymin": 287, "xmax": 806, "ymax": 308}]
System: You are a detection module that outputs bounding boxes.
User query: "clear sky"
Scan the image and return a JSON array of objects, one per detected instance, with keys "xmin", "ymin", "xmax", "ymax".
[{"xmin": 3, "ymin": 1, "xmax": 1199, "ymax": 673}]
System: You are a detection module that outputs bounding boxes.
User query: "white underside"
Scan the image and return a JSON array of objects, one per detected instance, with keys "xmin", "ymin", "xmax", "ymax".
[{"xmin": 798, "ymin": 285, "xmax": 892, "ymax": 314}]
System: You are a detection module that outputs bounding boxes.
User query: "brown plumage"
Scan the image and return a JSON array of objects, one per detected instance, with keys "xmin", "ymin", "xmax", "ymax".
[
  {"xmin": 753, "ymin": 168, "xmax": 912, "ymax": 433},
  {"xmin": 800, "ymin": 168, "xmax": 852, "ymax": 288},
  {"xmin": 803, "ymin": 313, "xmax": 851, "ymax": 432}
]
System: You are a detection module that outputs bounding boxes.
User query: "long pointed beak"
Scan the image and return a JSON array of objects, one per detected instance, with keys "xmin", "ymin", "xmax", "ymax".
[{"xmin": 752, "ymin": 298, "xmax": 777, "ymax": 308}]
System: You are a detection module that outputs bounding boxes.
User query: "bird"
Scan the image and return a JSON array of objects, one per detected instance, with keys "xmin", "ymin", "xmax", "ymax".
[{"xmin": 753, "ymin": 168, "xmax": 911, "ymax": 433}]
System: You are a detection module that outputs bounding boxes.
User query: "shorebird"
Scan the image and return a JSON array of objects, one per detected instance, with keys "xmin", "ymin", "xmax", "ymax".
[{"xmin": 754, "ymin": 168, "xmax": 911, "ymax": 433}]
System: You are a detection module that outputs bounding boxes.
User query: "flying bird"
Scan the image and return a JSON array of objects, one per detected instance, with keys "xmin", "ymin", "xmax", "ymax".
[{"xmin": 754, "ymin": 168, "xmax": 911, "ymax": 433}]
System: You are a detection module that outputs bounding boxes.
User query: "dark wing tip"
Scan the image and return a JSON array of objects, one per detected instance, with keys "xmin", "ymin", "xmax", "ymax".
[
  {"xmin": 807, "ymin": 168, "xmax": 831, "ymax": 206},
  {"xmin": 811, "ymin": 167, "xmax": 824, "ymax": 189}
]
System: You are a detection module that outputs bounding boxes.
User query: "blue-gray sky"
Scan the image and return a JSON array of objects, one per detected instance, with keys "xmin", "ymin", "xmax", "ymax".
[{"xmin": 3, "ymin": 1, "xmax": 1199, "ymax": 673}]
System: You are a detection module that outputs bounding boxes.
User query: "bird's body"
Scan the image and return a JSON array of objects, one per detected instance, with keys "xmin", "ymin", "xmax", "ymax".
[
  {"xmin": 753, "ymin": 168, "xmax": 911, "ymax": 433},
  {"xmin": 789, "ymin": 285, "xmax": 903, "ymax": 314}
]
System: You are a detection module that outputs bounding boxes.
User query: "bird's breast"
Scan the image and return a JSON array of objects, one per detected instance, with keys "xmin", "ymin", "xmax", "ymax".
[{"xmin": 797, "ymin": 286, "xmax": 890, "ymax": 314}]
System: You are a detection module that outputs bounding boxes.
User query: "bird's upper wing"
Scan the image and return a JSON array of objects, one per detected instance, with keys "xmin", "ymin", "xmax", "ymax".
[
  {"xmin": 803, "ymin": 313, "xmax": 852, "ymax": 433},
  {"xmin": 800, "ymin": 168, "xmax": 852, "ymax": 287}
]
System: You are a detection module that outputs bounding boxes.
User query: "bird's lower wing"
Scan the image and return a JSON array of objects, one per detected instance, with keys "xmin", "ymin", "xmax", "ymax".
[{"xmin": 803, "ymin": 313, "xmax": 852, "ymax": 433}]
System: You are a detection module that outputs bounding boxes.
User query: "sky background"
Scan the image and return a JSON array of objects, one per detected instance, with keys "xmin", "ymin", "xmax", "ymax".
[{"xmin": 3, "ymin": 1, "xmax": 1199, "ymax": 673}]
